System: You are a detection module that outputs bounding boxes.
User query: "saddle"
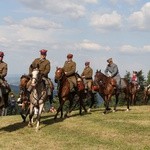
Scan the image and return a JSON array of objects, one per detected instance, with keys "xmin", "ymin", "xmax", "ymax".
[{"xmin": 0, "ymin": 79, "xmax": 11, "ymax": 94}]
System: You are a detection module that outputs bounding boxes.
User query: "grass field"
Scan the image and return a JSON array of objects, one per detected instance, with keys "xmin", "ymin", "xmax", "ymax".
[{"xmin": 0, "ymin": 105, "xmax": 150, "ymax": 150}]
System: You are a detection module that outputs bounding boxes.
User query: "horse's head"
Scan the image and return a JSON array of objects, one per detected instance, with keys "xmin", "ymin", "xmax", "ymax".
[
  {"xmin": 94, "ymin": 70, "xmax": 104, "ymax": 83},
  {"xmin": 31, "ymin": 67, "xmax": 41, "ymax": 87},
  {"xmin": 20, "ymin": 75, "xmax": 30, "ymax": 89},
  {"xmin": 55, "ymin": 67, "xmax": 65, "ymax": 81}
]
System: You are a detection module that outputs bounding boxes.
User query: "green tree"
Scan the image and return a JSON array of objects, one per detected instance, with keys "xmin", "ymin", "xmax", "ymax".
[
  {"xmin": 147, "ymin": 70, "xmax": 150, "ymax": 84},
  {"xmin": 124, "ymin": 71, "xmax": 131, "ymax": 82}
]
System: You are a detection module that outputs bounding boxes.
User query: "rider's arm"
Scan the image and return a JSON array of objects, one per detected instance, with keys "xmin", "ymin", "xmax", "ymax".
[
  {"xmin": 104, "ymin": 66, "xmax": 109, "ymax": 76},
  {"xmin": 1, "ymin": 63, "xmax": 7, "ymax": 78},
  {"xmin": 111, "ymin": 64, "xmax": 118, "ymax": 77},
  {"xmin": 43, "ymin": 61, "xmax": 50, "ymax": 76}
]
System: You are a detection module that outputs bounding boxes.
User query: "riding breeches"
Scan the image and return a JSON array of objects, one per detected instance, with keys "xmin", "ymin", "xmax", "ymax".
[
  {"xmin": 42, "ymin": 77, "xmax": 53, "ymax": 96},
  {"xmin": 67, "ymin": 76, "xmax": 77, "ymax": 91},
  {"xmin": 113, "ymin": 76, "xmax": 121, "ymax": 89},
  {"xmin": 83, "ymin": 79, "xmax": 93, "ymax": 91}
]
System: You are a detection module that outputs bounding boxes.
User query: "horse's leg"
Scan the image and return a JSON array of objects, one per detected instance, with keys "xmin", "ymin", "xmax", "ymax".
[
  {"xmin": 20, "ymin": 103, "xmax": 26, "ymax": 122},
  {"xmin": 88, "ymin": 92, "xmax": 95, "ymax": 112},
  {"xmin": 103, "ymin": 96, "xmax": 109, "ymax": 114},
  {"xmin": 65, "ymin": 99, "xmax": 74, "ymax": 117},
  {"xmin": 113, "ymin": 93, "xmax": 119, "ymax": 112},
  {"xmin": 126, "ymin": 92, "xmax": 130, "ymax": 111},
  {"xmin": 28, "ymin": 103, "xmax": 34, "ymax": 127},
  {"xmin": 36, "ymin": 103, "xmax": 44, "ymax": 131},
  {"xmin": 80, "ymin": 93, "xmax": 87, "ymax": 114},
  {"xmin": 54, "ymin": 98, "xmax": 65, "ymax": 119}
]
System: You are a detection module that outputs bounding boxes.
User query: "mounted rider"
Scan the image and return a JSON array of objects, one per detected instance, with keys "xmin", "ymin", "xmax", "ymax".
[
  {"xmin": 63, "ymin": 53, "xmax": 77, "ymax": 92},
  {"xmin": 131, "ymin": 71, "xmax": 140, "ymax": 89},
  {"xmin": 81, "ymin": 61, "xmax": 93, "ymax": 93},
  {"xmin": 0, "ymin": 51, "xmax": 11, "ymax": 115},
  {"xmin": 0, "ymin": 51, "xmax": 11, "ymax": 95},
  {"xmin": 28, "ymin": 49, "xmax": 53, "ymax": 97},
  {"xmin": 104, "ymin": 58, "xmax": 121, "ymax": 93}
]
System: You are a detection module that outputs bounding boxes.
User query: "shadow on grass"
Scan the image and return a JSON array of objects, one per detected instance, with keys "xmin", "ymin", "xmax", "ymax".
[{"xmin": 0, "ymin": 121, "xmax": 28, "ymax": 133}]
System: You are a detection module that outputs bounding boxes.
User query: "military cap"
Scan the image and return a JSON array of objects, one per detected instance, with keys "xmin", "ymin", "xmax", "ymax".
[
  {"xmin": 107, "ymin": 58, "xmax": 113, "ymax": 63},
  {"xmin": 67, "ymin": 53, "xmax": 73, "ymax": 59},
  {"xmin": 40, "ymin": 49, "xmax": 47, "ymax": 55},
  {"xmin": 85, "ymin": 61, "xmax": 90, "ymax": 66},
  {"xmin": 0, "ymin": 51, "xmax": 4, "ymax": 57}
]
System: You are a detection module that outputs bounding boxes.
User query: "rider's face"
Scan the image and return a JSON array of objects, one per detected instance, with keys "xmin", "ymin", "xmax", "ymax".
[
  {"xmin": 40, "ymin": 54, "xmax": 46, "ymax": 59},
  {"xmin": 0, "ymin": 56, "xmax": 3, "ymax": 61}
]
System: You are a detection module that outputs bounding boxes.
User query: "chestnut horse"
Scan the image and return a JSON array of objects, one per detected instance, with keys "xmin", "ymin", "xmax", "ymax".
[
  {"xmin": 54, "ymin": 67, "xmax": 87, "ymax": 119},
  {"xmin": 94, "ymin": 70, "xmax": 130, "ymax": 114}
]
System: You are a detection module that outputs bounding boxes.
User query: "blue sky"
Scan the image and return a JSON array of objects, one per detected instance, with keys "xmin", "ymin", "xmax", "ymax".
[{"xmin": 0, "ymin": 0, "xmax": 150, "ymax": 79}]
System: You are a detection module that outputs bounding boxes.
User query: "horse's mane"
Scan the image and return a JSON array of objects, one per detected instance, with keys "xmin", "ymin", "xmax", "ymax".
[
  {"xmin": 96, "ymin": 70, "xmax": 108, "ymax": 78},
  {"xmin": 20, "ymin": 74, "xmax": 30, "ymax": 80}
]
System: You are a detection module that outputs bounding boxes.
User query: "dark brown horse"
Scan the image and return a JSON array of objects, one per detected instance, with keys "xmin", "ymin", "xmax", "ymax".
[
  {"xmin": 19, "ymin": 75, "xmax": 30, "ymax": 122},
  {"xmin": 0, "ymin": 81, "xmax": 11, "ymax": 116},
  {"xmin": 128, "ymin": 82, "xmax": 138, "ymax": 105},
  {"xmin": 54, "ymin": 67, "xmax": 87, "ymax": 119},
  {"xmin": 94, "ymin": 70, "xmax": 130, "ymax": 114}
]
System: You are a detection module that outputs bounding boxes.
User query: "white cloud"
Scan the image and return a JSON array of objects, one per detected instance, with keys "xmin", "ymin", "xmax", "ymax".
[
  {"xmin": 21, "ymin": 17, "xmax": 62, "ymax": 29},
  {"xmin": 0, "ymin": 16, "xmax": 62, "ymax": 49},
  {"xmin": 120, "ymin": 44, "xmax": 150, "ymax": 54},
  {"xmin": 82, "ymin": 0, "xmax": 98, "ymax": 4},
  {"xmin": 78, "ymin": 40, "xmax": 111, "ymax": 51},
  {"xmin": 90, "ymin": 11, "xmax": 122, "ymax": 31},
  {"xmin": 120, "ymin": 45, "xmax": 139, "ymax": 53},
  {"xmin": 4, "ymin": 16, "xmax": 62, "ymax": 30},
  {"xmin": 109, "ymin": 0, "xmax": 137, "ymax": 5},
  {"xmin": 128, "ymin": 2, "xmax": 150, "ymax": 30},
  {"xmin": 18, "ymin": 0, "xmax": 87, "ymax": 18},
  {"xmin": 143, "ymin": 45, "xmax": 150, "ymax": 52}
]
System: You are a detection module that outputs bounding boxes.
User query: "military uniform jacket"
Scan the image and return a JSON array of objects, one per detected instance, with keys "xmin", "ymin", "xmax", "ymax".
[
  {"xmin": 81, "ymin": 67, "xmax": 93, "ymax": 80},
  {"xmin": 105, "ymin": 63, "xmax": 120, "ymax": 77},
  {"xmin": 29, "ymin": 58, "xmax": 50, "ymax": 77},
  {"xmin": 0, "ymin": 61, "xmax": 7, "ymax": 78},
  {"xmin": 63, "ymin": 60, "xmax": 76, "ymax": 77}
]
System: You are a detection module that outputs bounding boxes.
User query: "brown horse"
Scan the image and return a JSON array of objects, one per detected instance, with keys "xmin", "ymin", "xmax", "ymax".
[
  {"xmin": 128, "ymin": 82, "xmax": 138, "ymax": 105},
  {"xmin": 143, "ymin": 85, "xmax": 150, "ymax": 104},
  {"xmin": 94, "ymin": 70, "xmax": 130, "ymax": 114},
  {"xmin": 54, "ymin": 67, "xmax": 87, "ymax": 119},
  {"xmin": 19, "ymin": 75, "xmax": 30, "ymax": 122},
  {"xmin": 0, "ymin": 81, "xmax": 11, "ymax": 116}
]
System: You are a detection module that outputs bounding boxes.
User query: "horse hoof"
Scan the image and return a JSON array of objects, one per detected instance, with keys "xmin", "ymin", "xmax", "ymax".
[
  {"xmin": 87, "ymin": 108, "xmax": 91, "ymax": 113},
  {"xmin": 28, "ymin": 124, "xmax": 33, "ymax": 127},
  {"xmin": 126, "ymin": 109, "xmax": 130, "ymax": 112},
  {"xmin": 113, "ymin": 110, "xmax": 116, "ymax": 113},
  {"xmin": 102, "ymin": 112, "xmax": 106, "ymax": 115},
  {"xmin": 35, "ymin": 127, "xmax": 39, "ymax": 132}
]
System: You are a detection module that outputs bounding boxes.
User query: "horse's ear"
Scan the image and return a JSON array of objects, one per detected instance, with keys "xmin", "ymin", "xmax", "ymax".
[
  {"xmin": 30, "ymin": 64, "xmax": 33, "ymax": 69},
  {"xmin": 56, "ymin": 66, "xmax": 58, "ymax": 69},
  {"xmin": 37, "ymin": 64, "xmax": 40, "ymax": 69}
]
